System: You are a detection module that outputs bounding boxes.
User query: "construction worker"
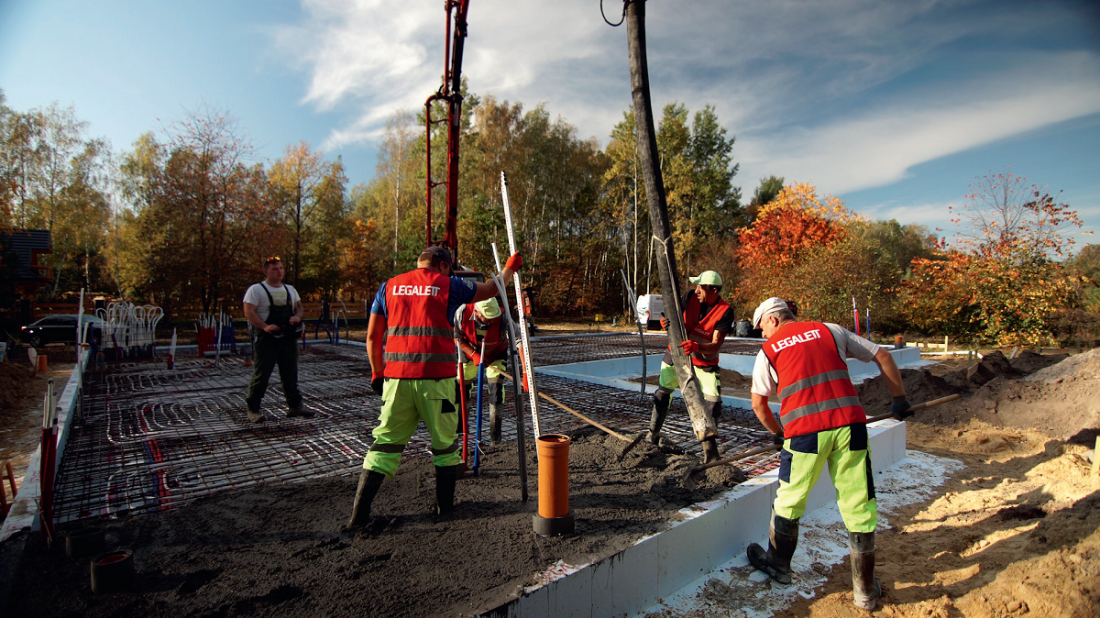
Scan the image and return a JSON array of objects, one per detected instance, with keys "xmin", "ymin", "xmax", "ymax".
[
  {"xmin": 455, "ymin": 297, "xmax": 509, "ymax": 444},
  {"xmin": 649, "ymin": 270, "xmax": 735, "ymax": 447},
  {"xmin": 242, "ymin": 256, "xmax": 312, "ymax": 423},
  {"xmin": 745, "ymin": 297, "xmax": 912, "ymax": 610},
  {"xmin": 346, "ymin": 247, "xmax": 522, "ymax": 528}
]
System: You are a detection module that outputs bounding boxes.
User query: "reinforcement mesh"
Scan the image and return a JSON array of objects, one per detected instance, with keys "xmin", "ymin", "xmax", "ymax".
[{"xmin": 51, "ymin": 339, "xmax": 776, "ymax": 523}]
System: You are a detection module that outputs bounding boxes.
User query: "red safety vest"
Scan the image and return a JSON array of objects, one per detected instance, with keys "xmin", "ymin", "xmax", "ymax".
[
  {"xmin": 460, "ymin": 304, "xmax": 508, "ymax": 363},
  {"xmin": 383, "ymin": 268, "xmax": 456, "ymax": 379},
  {"xmin": 672, "ymin": 294, "xmax": 730, "ymax": 367},
  {"xmin": 762, "ymin": 321, "xmax": 866, "ymax": 437}
]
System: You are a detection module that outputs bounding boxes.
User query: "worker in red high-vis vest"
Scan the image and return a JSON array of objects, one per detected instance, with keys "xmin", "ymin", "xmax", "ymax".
[
  {"xmin": 650, "ymin": 271, "xmax": 735, "ymax": 455},
  {"xmin": 746, "ymin": 297, "xmax": 912, "ymax": 610},
  {"xmin": 455, "ymin": 297, "xmax": 509, "ymax": 443},
  {"xmin": 346, "ymin": 247, "xmax": 522, "ymax": 529}
]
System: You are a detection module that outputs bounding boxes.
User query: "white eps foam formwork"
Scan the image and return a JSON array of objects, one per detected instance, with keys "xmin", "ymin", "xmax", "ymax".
[{"xmin": 479, "ymin": 417, "xmax": 911, "ymax": 618}]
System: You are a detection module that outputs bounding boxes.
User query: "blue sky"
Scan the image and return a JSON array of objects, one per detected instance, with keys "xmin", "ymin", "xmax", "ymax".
[{"xmin": 2, "ymin": 0, "xmax": 1099, "ymax": 247}]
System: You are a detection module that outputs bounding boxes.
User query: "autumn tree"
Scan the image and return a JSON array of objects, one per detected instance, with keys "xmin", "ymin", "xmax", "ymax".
[
  {"xmin": 733, "ymin": 183, "xmax": 856, "ymax": 317},
  {"xmin": 117, "ymin": 110, "xmax": 283, "ymax": 315},
  {"xmin": 902, "ymin": 170, "xmax": 1087, "ymax": 347}
]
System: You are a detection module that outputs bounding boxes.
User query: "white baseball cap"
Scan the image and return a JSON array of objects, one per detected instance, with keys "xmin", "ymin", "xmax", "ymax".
[{"xmin": 752, "ymin": 297, "xmax": 789, "ymax": 329}]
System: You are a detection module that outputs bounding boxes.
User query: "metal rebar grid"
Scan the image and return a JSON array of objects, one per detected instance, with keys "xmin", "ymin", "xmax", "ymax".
[
  {"xmin": 51, "ymin": 339, "xmax": 776, "ymax": 524},
  {"xmin": 528, "ymin": 333, "xmax": 761, "ymax": 366}
]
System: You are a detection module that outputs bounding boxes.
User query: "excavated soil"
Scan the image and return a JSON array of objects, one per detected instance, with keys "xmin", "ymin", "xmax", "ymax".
[
  {"xmin": 0, "ymin": 427, "xmax": 745, "ymax": 618},
  {"xmin": 0, "ymin": 351, "xmax": 77, "ymax": 497},
  {"xmin": 856, "ymin": 349, "xmax": 1100, "ymax": 440}
]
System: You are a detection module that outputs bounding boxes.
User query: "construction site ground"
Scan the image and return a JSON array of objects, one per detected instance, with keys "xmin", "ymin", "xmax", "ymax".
[{"xmin": 0, "ymin": 331, "xmax": 1097, "ymax": 617}]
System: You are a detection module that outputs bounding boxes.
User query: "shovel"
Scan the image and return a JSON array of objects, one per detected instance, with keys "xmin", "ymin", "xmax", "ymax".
[
  {"xmin": 682, "ymin": 394, "xmax": 961, "ymax": 490},
  {"xmin": 498, "ymin": 369, "xmax": 647, "ymax": 460}
]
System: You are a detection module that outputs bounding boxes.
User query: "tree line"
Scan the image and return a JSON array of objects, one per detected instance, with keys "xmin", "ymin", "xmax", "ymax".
[{"xmin": 2, "ymin": 88, "xmax": 1097, "ymax": 346}]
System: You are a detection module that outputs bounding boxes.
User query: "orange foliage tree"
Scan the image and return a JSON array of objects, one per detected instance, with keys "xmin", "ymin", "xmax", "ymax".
[
  {"xmin": 902, "ymin": 170, "xmax": 1088, "ymax": 347},
  {"xmin": 733, "ymin": 183, "xmax": 854, "ymax": 319}
]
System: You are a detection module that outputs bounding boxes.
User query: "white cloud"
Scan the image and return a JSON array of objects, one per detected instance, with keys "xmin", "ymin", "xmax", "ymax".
[
  {"xmin": 738, "ymin": 51, "xmax": 1100, "ymax": 195},
  {"xmin": 270, "ymin": 0, "xmax": 1100, "ymax": 189}
]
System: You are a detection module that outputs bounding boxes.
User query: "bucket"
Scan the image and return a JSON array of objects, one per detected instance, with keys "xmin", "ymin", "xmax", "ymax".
[
  {"xmin": 36, "ymin": 354, "xmax": 48, "ymax": 372},
  {"xmin": 91, "ymin": 549, "xmax": 135, "ymax": 593}
]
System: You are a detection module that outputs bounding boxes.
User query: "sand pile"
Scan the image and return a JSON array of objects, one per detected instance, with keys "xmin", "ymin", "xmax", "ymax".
[{"xmin": 859, "ymin": 350, "xmax": 1100, "ymax": 440}]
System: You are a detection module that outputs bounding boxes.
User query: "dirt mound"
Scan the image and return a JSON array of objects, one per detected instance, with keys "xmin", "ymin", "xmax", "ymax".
[
  {"xmin": 855, "ymin": 367, "xmax": 962, "ymax": 416},
  {"xmin": 2, "ymin": 429, "xmax": 749, "ymax": 618},
  {"xmin": 1010, "ymin": 349, "xmax": 1068, "ymax": 375},
  {"xmin": 1022, "ymin": 347, "xmax": 1100, "ymax": 384},
  {"xmin": 0, "ymin": 362, "xmax": 34, "ymax": 410},
  {"xmin": 861, "ymin": 351, "xmax": 1100, "ymax": 439},
  {"xmin": 941, "ymin": 350, "xmax": 1021, "ymax": 389}
]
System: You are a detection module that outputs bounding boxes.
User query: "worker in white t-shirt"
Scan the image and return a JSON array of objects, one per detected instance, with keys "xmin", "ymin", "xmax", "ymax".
[{"xmin": 242, "ymin": 257, "xmax": 312, "ymax": 423}]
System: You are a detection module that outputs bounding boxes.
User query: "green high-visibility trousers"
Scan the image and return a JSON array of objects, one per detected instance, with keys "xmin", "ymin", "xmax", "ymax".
[
  {"xmin": 773, "ymin": 423, "xmax": 877, "ymax": 533},
  {"xmin": 362, "ymin": 377, "xmax": 461, "ymax": 478},
  {"xmin": 657, "ymin": 362, "xmax": 721, "ymax": 401}
]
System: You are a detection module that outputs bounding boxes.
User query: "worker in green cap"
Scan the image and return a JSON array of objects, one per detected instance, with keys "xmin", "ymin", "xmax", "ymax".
[
  {"xmin": 455, "ymin": 297, "xmax": 509, "ymax": 444},
  {"xmin": 651, "ymin": 270, "xmax": 735, "ymax": 446}
]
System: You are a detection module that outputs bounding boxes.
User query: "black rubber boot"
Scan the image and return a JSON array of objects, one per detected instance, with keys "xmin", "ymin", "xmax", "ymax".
[
  {"xmin": 435, "ymin": 464, "xmax": 459, "ymax": 515},
  {"xmin": 747, "ymin": 513, "xmax": 800, "ymax": 584},
  {"xmin": 701, "ymin": 436, "xmax": 720, "ymax": 464},
  {"xmin": 345, "ymin": 469, "xmax": 385, "ymax": 529},
  {"xmin": 706, "ymin": 399, "xmax": 722, "ymax": 424},
  {"xmin": 489, "ymin": 404, "xmax": 502, "ymax": 444},
  {"xmin": 849, "ymin": 531, "xmax": 882, "ymax": 610},
  {"xmin": 646, "ymin": 391, "xmax": 671, "ymax": 445}
]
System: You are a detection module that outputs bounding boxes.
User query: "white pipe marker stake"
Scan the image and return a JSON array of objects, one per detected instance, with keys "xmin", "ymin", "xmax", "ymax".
[{"xmin": 500, "ymin": 171, "xmax": 541, "ymax": 438}]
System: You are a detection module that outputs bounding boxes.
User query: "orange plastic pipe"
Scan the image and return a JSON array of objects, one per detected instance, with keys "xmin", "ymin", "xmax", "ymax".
[
  {"xmin": 536, "ymin": 434, "xmax": 571, "ymax": 518},
  {"xmin": 36, "ymin": 354, "xmax": 48, "ymax": 373}
]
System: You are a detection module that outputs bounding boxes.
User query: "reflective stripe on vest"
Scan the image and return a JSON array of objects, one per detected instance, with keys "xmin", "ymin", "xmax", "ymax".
[
  {"xmin": 762, "ymin": 321, "xmax": 866, "ymax": 437},
  {"xmin": 683, "ymin": 294, "xmax": 730, "ymax": 367},
  {"xmin": 383, "ymin": 268, "xmax": 457, "ymax": 379},
  {"xmin": 460, "ymin": 304, "xmax": 508, "ymax": 362}
]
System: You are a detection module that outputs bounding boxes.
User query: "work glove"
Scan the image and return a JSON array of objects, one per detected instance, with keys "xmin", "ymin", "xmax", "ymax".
[
  {"xmin": 469, "ymin": 352, "xmax": 481, "ymax": 366},
  {"xmin": 660, "ymin": 316, "xmax": 669, "ymax": 331},
  {"xmin": 891, "ymin": 396, "xmax": 913, "ymax": 421},
  {"xmin": 771, "ymin": 430, "xmax": 785, "ymax": 447},
  {"xmin": 679, "ymin": 340, "xmax": 699, "ymax": 355},
  {"xmin": 505, "ymin": 252, "xmax": 523, "ymax": 272},
  {"xmin": 371, "ymin": 372, "xmax": 385, "ymax": 396}
]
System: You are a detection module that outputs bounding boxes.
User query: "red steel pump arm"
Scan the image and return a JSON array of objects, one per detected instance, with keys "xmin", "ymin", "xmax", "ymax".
[{"xmin": 425, "ymin": 0, "xmax": 470, "ymax": 261}]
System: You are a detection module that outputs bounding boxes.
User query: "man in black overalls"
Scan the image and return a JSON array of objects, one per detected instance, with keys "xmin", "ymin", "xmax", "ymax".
[{"xmin": 242, "ymin": 257, "xmax": 312, "ymax": 423}]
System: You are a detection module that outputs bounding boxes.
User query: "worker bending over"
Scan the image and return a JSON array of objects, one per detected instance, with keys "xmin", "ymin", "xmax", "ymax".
[
  {"xmin": 649, "ymin": 270, "xmax": 735, "ymax": 447},
  {"xmin": 455, "ymin": 297, "xmax": 509, "ymax": 444},
  {"xmin": 347, "ymin": 247, "xmax": 522, "ymax": 528},
  {"xmin": 745, "ymin": 297, "xmax": 912, "ymax": 610}
]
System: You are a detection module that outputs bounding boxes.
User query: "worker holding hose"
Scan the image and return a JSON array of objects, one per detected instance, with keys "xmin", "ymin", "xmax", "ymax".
[
  {"xmin": 455, "ymin": 297, "xmax": 509, "ymax": 444},
  {"xmin": 242, "ymin": 257, "xmax": 311, "ymax": 423},
  {"xmin": 649, "ymin": 270, "xmax": 735, "ymax": 446},
  {"xmin": 346, "ymin": 247, "xmax": 522, "ymax": 528},
  {"xmin": 745, "ymin": 297, "xmax": 911, "ymax": 610}
]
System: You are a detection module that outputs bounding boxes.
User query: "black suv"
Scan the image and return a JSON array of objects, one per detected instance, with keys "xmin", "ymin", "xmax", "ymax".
[{"xmin": 20, "ymin": 314, "xmax": 105, "ymax": 347}]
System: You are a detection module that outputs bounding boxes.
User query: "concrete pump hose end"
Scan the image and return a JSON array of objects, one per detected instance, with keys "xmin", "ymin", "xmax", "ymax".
[{"xmin": 533, "ymin": 434, "xmax": 575, "ymax": 536}]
